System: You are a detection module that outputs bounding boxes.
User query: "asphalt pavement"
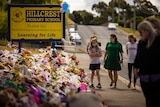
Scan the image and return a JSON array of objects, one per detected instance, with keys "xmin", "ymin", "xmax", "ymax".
[{"xmin": 75, "ymin": 53, "xmax": 146, "ymax": 107}]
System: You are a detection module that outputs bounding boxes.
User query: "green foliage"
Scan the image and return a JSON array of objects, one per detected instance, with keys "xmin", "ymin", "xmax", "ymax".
[
  {"xmin": 125, "ymin": 19, "xmax": 132, "ymax": 28},
  {"xmin": 11, "ymin": 0, "xmax": 45, "ymax": 4},
  {"xmin": 92, "ymin": 1, "xmax": 108, "ymax": 15},
  {"xmin": 135, "ymin": 0, "xmax": 158, "ymax": 17},
  {"xmin": 69, "ymin": 9, "xmax": 109, "ymax": 25},
  {"xmin": 45, "ymin": 0, "xmax": 62, "ymax": 4},
  {"xmin": 90, "ymin": 0, "xmax": 159, "ymax": 26},
  {"xmin": 0, "ymin": 0, "xmax": 7, "ymax": 11},
  {"xmin": 136, "ymin": 16, "xmax": 144, "ymax": 28},
  {"xmin": 70, "ymin": 11, "xmax": 82, "ymax": 24},
  {"xmin": 0, "ymin": 11, "xmax": 7, "ymax": 40},
  {"xmin": 118, "ymin": 16, "xmax": 144, "ymax": 30},
  {"xmin": 0, "ymin": 11, "xmax": 7, "ymax": 32},
  {"xmin": 156, "ymin": 16, "xmax": 160, "ymax": 20},
  {"xmin": 118, "ymin": 26, "xmax": 140, "ymax": 37},
  {"xmin": 117, "ymin": 20, "xmax": 124, "ymax": 27},
  {"xmin": 78, "ymin": 10, "xmax": 93, "ymax": 25},
  {"xmin": 90, "ymin": 16, "xmax": 107, "ymax": 25},
  {"xmin": 69, "ymin": 14, "xmax": 75, "ymax": 22},
  {"xmin": 69, "ymin": 10, "xmax": 94, "ymax": 25},
  {"xmin": 7, "ymin": 0, "xmax": 62, "ymax": 4},
  {"xmin": 89, "ymin": 17, "xmax": 100, "ymax": 25}
]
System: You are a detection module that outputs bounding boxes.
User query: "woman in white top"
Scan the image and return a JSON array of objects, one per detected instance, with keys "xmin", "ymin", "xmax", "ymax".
[{"xmin": 126, "ymin": 34, "xmax": 138, "ymax": 88}]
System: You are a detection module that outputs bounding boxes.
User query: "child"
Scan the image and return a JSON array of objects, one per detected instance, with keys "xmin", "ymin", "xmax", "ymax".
[
  {"xmin": 87, "ymin": 33, "xmax": 101, "ymax": 54},
  {"xmin": 126, "ymin": 34, "xmax": 138, "ymax": 88},
  {"xmin": 88, "ymin": 38, "xmax": 102, "ymax": 88}
]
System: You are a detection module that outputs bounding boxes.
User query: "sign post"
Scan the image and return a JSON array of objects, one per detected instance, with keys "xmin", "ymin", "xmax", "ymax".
[
  {"xmin": 8, "ymin": 4, "xmax": 65, "ymax": 52},
  {"xmin": 18, "ymin": 40, "xmax": 22, "ymax": 53}
]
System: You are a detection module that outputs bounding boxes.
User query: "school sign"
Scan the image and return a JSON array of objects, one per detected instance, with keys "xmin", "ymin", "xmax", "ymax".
[{"xmin": 8, "ymin": 4, "xmax": 65, "ymax": 41}]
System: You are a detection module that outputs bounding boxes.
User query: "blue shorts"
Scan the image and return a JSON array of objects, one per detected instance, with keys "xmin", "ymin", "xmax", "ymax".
[{"xmin": 89, "ymin": 64, "xmax": 100, "ymax": 70}]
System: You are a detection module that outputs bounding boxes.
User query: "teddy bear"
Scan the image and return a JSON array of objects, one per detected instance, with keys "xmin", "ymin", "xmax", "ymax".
[{"xmin": 0, "ymin": 88, "xmax": 22, "ymax": 107}]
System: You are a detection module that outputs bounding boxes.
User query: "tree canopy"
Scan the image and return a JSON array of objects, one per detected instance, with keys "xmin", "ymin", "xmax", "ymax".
[
  {"xmin": 134, "ymin": 0, "xmax": 159, "ymax": 17},
  {"xmin": 69, "ymin": 10, "xmax": 93, "ymax": 25},
  {"xmin": 69, "ymin": 0, "xmax": 160, "ymax": 26}
]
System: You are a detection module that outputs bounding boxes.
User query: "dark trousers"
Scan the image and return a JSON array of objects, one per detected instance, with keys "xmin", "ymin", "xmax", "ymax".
[
  {"xmin": 140, "ymin": 80, "xmax": 160, "ymax": 107},
  {"xmin": 128, "ymin": 63, "xmax": 136, "ymax": 83}
]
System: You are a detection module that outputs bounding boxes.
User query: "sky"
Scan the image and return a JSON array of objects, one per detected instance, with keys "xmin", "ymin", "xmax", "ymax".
[{"xmin": 64, "ymin": 0, "xmax": 160, "ymax": 15}]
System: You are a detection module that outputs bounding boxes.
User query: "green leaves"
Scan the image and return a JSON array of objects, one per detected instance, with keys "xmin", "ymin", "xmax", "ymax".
[
  {"xmin": 0, "ymin": 11, "xmax": 7, "ymax": 32},
  {"xmin": 134, "ymin": 0, "xmax": 159, "ymax": 17},
  {"xmin": 69, "ymin": 10, "xmax": 94, "ymax": 25}
]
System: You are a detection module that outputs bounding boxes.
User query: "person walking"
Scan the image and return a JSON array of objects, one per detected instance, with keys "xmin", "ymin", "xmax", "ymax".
[
  {"xmin": 126, "ymin": 34, "xmax": 138, "ymax": 88},
  {"xmin": 104, "ymin": 34, "xmax": 123, "ymax": 88},
  {"xmin": 88, "ymin": 37, "xmax": 102, "ymax": 89},
  {"xmin": 134, "ymin": 20, "xmax": 160, "ymax": 107}
]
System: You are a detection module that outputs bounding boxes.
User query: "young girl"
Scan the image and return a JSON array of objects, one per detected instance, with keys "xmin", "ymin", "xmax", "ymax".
[
  {"xmin": 126, "ymin": 34, "xmax": 138, "ymax": 88},
  {"xmin": 87, "ymin": 33, "xmax": 101, "ymax": 54},
  {"xmin": 87, "ymin": 35, "xmax": 95, "ymax": 54},
  {"xmin": 88, "ymin": 37, "xmax": 102, "ymax": 88}
]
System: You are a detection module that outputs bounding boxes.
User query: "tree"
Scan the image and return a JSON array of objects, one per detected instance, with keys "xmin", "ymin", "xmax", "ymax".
[
  {"xmin": 92, "ymin": 1, "xmax": 108, "ymax": 16},
  {"xmin": 69, "ymin": 14, "xmax": 75, "ymax": 23},
  {"xmin": 78, "ymin": 10, "xmax": 93, "ymax": 25},
  {"xmin": 0, "ymin": 10, "xmax": 7, "ymax": 39},
  {"xmin": 45, "ymin": 0, "xmax": 62, "ymax": 4},
  {"xmin": 0, "ymin": 0, "xmax": 8, "ymax": 40},
  {"xmin": 70, "ymin": 11, "xmax": 83, "ymax": 24},
  {"xmin": 135, "ymin": 0, "xmax": 159, "ymax": 17},
  {"xmin": 69, "ymin": 10, "xmax": 93, "ymax": 25},
  {"xmin": 11, "ymin": 0, "xmax": 45, "ymax": 4},
  {"xmin": 90, "ymin": 16, "xmax": 107, "ymax": 25},
  {"xmin": 92, "ymin": 1, "xmax": 132, "ymax": 23},
  {"xmin": 91, "ymin": 2, "xmax": 110, "ymax": 23},
  {"xmin": 108, "ymin": 0, "xmax": 132, "ymax": 22}
]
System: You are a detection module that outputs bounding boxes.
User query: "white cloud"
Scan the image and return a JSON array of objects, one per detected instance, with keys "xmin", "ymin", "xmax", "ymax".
[
  {"xmin": 150, "ymin": 0, "xmax": 158, "ymax": 5},
  {"xmin": 64, "ymin": 0, "xmax": 109, "ymax": 15},
  {"xmin": 64, "ymin": 0, "xmax": 159, "ymax": 14},
  {"xmin": 150, "ymin": 0, "xmax": 160, "ymax": 9},
  {"xmin": 64, "ymin": 0, "xmax": 86, "ymax": 12}
]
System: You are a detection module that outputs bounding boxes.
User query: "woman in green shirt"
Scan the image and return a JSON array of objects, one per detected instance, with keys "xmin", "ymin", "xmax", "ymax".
[{"xmin": 104, "ymin": 34, "xmax": 123, "ymax": 88}]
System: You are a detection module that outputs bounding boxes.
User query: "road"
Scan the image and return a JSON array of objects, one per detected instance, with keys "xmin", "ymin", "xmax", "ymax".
[
  {"xmin": 77, "ymin": 25, "xmax": 141, "ymax": 87},
  {"xmin": 68, "ymin": 25, "xmax": 145, "ymax": 107}
]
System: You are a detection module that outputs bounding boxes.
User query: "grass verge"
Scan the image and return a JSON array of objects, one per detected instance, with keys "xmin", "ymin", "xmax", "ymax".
[{"xmin": 118, "ymin": 26, "xmax": 140, "ymax": 38}]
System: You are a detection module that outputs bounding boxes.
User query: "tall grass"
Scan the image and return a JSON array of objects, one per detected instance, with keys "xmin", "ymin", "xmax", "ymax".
[{"xmin": 118, "ymin": 26, "xmax": 140, "ymax": 38}]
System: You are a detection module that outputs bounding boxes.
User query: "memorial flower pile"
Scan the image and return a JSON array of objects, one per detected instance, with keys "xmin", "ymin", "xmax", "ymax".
[{"xmin": 0, "ymin": 47, "xmax": 88, "ymax": 107}]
